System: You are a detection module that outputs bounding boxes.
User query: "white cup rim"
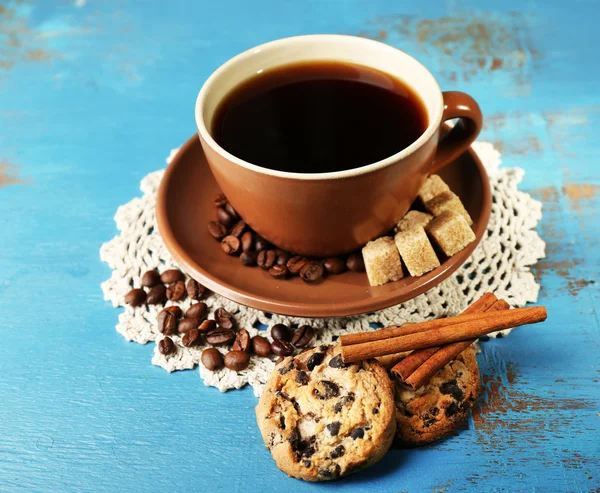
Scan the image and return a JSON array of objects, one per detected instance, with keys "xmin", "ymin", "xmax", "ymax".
[{"xmin": 195, "ymin": 34, "xmax": 444, "ymax": 181}]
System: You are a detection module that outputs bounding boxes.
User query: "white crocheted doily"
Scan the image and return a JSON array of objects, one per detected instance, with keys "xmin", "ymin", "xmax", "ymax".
[{"xmin": 100, "ymin": 142, "xmax": 545, "ymax": 397}]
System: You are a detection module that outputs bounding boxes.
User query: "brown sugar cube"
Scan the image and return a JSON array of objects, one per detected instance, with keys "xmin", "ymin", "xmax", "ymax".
[
  {"xmin": 426, "ymin": 211, "xmax": 476, "ymax": 257},
  {"xmin": 394, "ymin": 227, "xmax": 440, "ymax": 277},
  {"xmin": 395, "ymin": 210, "xmax": 434, "ymax": 233},
  {"xmin": 417, "ymin": 174, "xmax": 450, "ymax": 203},
  {"xmin": 362, "ymin": 237, "xmax": 404, "ymax": 287},
  {"xmin": 424, "ymin": 191, "xmax": 473, "ymax": 226}
]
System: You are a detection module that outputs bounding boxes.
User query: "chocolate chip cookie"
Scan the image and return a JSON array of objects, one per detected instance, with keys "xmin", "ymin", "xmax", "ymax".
[
  {"xmin": 394, "ymin": 346, "xmax": 480, "ymax": 445},
  {"xmin": 256, "ymin": 345, "xmax": 396, "ymax": 482}
]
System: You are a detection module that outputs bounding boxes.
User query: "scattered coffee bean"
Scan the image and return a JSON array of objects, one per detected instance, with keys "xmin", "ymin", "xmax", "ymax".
[
  {"xmin": 206, "ymin": 328, "xmax": 236, "ymax": 345},
  {"xmin": 186, "ymin": 302, "xmax": 207, "ymax": 319},
  {"xmin": 241, "ymin": 251, "xmax": 258, "ymax": 266},
  {"xmin": 166, "ymin": 280, "xmax": 186, "ymax": 301},
  {"xmin": 314, "ymin": 380, "xmax": 339, "ymax": 400},
  {"xmin": 324, "ymin": 257, "xmax": 346, "ymax": 275},
  {"xmin": 177, "ymin": 317, "xmax": 200, "ymax": 334},
  {"xmin": 269, "ymin": 264, "xmax": 288, "ymax": 279},
  {"xmin": 257, "ymin": 249, "xmax": 276, "ymax": 270},
  {"xmin": 214, "ymin": 307, "xmax": 235, "ymax": 329},
  {"xmin": 251, "ymin": 335, "xmax": 272, "ymax": 357},
  {"xmin": 330, "ymin": 445, "xmax": 345, "ymax": 459},
  {"xmin": 146, "ymin": 284, "xmax": 167, "ymax": 305},
  {"xmin": 241, "ymin": 231, "xmax": 254, "ymax": 252},
  {"xmin": 158, "ymin": 309, "xmax": 179, "ymax": 335},
  {"xmin": 214, "ymin": 193, "xmax": 228, "ymax": 207},
  {"xmin": 158, "ymin": 337, "xmax": 175, "ymax": 355},
  {"xmin": 161, "ymin": 269, "xmax": 184, "ymax": 284},
  {"xmin": 164, "ymin": 305, "xmax": 183, "ymax": 317},
  {"xmin": 271, "ymin": 324, "xmax": 290, "ymax": 341},
  {"xmin": 186, "ymin": 279, "xmax": 206, "ymax": 300},
  {"xmin": 291, "ymin": 325, "xmax": 314, "ymax": 348},
  {"xmin": 224, "ymin": 202, "xmax": 238, "ymax": 220},
  {"xmin": 306, "ymin": 352, "xmax": 325, "ymax": 371},
  {"xmin": 271, "ymin": 339, "xmax": 294, "ymax": 357},
  {"xmin": 125, "ymin": 288, "xmax": 146, "ymax": 307},
  {"xmin": 224, "ymin": 350, "xmax": 250, "ymax": 371},
  {"xmin": 198, "ymin": 319, "xmax": 217, "ymax": 333},
  {"xmin": 275, "ymin": 250, "xmax": 291, "ymax": 265},
  {"xmin": 208, "ymin": 221, "xmax": 228, "ymax": 240},
  {"xmin": 182, "ymin": 328, "xmax": 202, "ymax": 347},
  {"xmin": 216, "ymin": 206, "xmax": 236, "ymax": 227},
  {"xmin": 287, "ymin": 256, "xmax": 308, "ymax": 275},
  {"xmin": 221, "ymin": 235, "xmax": 241, "ymax": 255},
  {"xmin": 232, "ymin": 329, "xmax": 251, "ymax": 352},
  {"xmin": 255, "ymin": 236, "xmax": 270, "ymax": 252},
  {"xmin": 230, "ymin": 220, "xmax": 247, "ymax": 238},
  {"xmin": 201, "ymin": 348, "xmax": 224, "ymax": 371},
  {"xmin": 346, "ymin": 253, "xmax": 365, "ymax": 272},
  {"xmin": 141, "ymin": 269, "xmax": 161, "ymax": 287},
  {"xmin": 300, "ymin": 261, "xmax": 324, "ymax": 283},
  {"xmin": 350, "ymin": 427, "xmax": 365, "ymax": 440}
]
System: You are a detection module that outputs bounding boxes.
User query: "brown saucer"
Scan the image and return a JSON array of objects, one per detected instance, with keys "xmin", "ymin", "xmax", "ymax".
[{"xmin": 156, "ymin": 135, "xmax": 491, "ymax": 318}]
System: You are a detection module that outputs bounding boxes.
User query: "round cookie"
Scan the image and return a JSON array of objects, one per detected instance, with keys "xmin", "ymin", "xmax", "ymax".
[
  {"xmin": 394, "ymin": 346, "xmax": 480, "ymax": 445},
  {"xmin": 256, "ymin": 345, "xmax": 396, "ymax": 482}
]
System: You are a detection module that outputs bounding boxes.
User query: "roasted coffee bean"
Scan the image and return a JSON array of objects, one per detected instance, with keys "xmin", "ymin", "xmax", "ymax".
[
  {"xmin": 186, "ymin": 302, "xmax": 207, "ymax": 319},
  {"xmin": 271, "ymin": 339, "xmax": 294, "ymax": 357},
  {"xmin": 182, "ymin": 328, "xmax": 202, "ymax": 347},
  {"xmin": 146, "ymin": 284, "xmax": 167, "ymax": 305},
  {"xmin": 230, "ymin": 220, "xmax": 247, "ymax": 238},
  {"xmin": 177, "ymin": 317, "xmax": 200, "ymax": 334},
  {"xmin": 158, "ymin": 309, "xmax": 179, "ymax": 335},
  {"xmin": 216, "ymin": 206, "xmax": 236, "ymax": 227},
  {"xmin": 158, "ymin": 336, "xmax": 175, "ymax": 355},
  {"xmin": 269, "ymin": 264, "xmax": 289, "ymax": 279},
  {"xmin": 164, "ymin": 305, "xmax": 183, "ymax": 317},
  {"xmin": 291, "ymin": 325, "xmax": 314, "ymax": 348},
  {"xmin": 275, "ymin": 250, "xmax": 291, "ymax": 266},
  {"xmin": 350, "ymin": 427, "xmax": 365, "ymax": 440},
  {"xmin": 324, "ymin": 257, "xmax": 346, "ymax": 275},
  {"xmin": 241, "ymin": 251, "xmax": 258, "ymax": 267},
  {"xmin": 198, "ymin": 319, "xmax": 217, "ymax": 333},
  {"xmin": 125, "ymin": 288, "xmax": 146, "ymax": 307},
  {"xmin": 251, "ymin": 335, "xmax": 272, "ymax": 357},
  {"xmin": 161, "ymin": 269, "xmax": 184, "ymax": 284},
  {"xmin": 300, "ymin": 261, "xmax": 324, "ymax": 283},
  {"xmin": 206, "ymin": 328, "xmax": 236, "ymax": 345},
  {"xmin": 214, "ymin": 193, "xmax": 228, "ymax": 207},
  {"xmin": 257, "ymin": 249, "xmax": 276, "ymax": 270},
  {"xmin": 295, "ymin": 370, "xmax": 309, "ymax": 385},
  {"xmin": 214, "ymin": 307, "xmax": 235, "ymax": 329},
  {"xmin": 314, "ymin": 380, "xmax": 339, "ymax": 400},
  {"xmin": 254, "ymin": 236, "xmax": 270, "ymax": 252},
  {"xmin": 232, "ymin": 329, "xmax": 251, "ymax": 352},
  {"xmin": 141, "ymin": 269, "xmax": 161, "ymax": 287},
  {"xmin": 306, "ymin": 352, "xmax": 325, "ymax": 371},
  {"xmin": 328, "ymin": 354, "xmax": 346, "ymax": 369},
  {"xmin": 221, "ymin": 235, "xmax": 241, "ymax": 255},
  {"xmin": 208, "ymin": 221, "xmax": 228, "ymax": 240},
  {"xmin": 241, "ymin": 231, "xmax": 254, "ymax": 252},
  {"xmin": 346, "ymin": 253, "xmax": 365, "ymax": 272},
  {"xmin": 224, "ymin": 350, "xmax": 250, "ymax": 371},
  {"xmin": 186, "ymin": 279, "xmax": 206, "ymax": 300},
  {"xmin": 271, "ymin": 324, "xmax": 290, "ymax": 341},
  {"xmin": 166, "ymin": 280, "xmax": 186, "ymax": 301},
  {"xmin": 326, "ymin": 421, "xmax": 341, "ymax": 436},
  {"xmin": 330, "ymin": 445, "xmax": 345, "ymax": 459},
  {"xmin": 287, "ymin": 256, "xmax": 308, "ymax": 275},
  {"xmin": 201, "ymin": 348, "xmax": 224, "ymax": 371},
  {"xmin": 224, "ymin": 202, "xmax": 238, "ymax": 220}
]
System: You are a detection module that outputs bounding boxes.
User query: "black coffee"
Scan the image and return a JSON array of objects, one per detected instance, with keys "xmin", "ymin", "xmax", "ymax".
[{"xmin": 211, "ymin": 61, "xmax": 428, "ymax": 173}]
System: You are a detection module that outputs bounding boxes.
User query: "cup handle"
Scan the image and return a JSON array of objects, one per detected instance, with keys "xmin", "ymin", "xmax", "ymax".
[{"xmin": 429, "ymin": 91, "xmax": 483, "ymax": 174}]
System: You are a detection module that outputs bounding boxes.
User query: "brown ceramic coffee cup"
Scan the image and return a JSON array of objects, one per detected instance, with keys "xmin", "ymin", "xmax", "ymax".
[{"xmin": 195, "ymin": 35, "xmax": 482, "ymax": 257}]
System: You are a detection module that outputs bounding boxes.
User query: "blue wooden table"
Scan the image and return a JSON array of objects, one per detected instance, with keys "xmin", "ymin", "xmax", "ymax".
[{"xmin": 1, "ymin": 1, "xmax": 598, "ymax": 492}]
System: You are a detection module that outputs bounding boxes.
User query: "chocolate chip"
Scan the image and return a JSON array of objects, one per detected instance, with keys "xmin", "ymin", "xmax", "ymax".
[
  {"xmin": 186, "ymin": 302, "xmax": 207, "ymax": 319},
  {"xmin": 350, "ymin": 427, "xmax": 365, "ymax": 440},
  {"xmin": 302, "ymin": 460, "xmax": 311, "ymax": 468},
  {"xmin": 141, "ymin": 269, "xmax": 161, "ymax": 287},
  {"xmin": 328, "ymin": 354, "xmax": 346, "ymax": 369},
  {"xmin": 214, "ymin": 193, "xmax": 228, "ymax": 207},
  {"xmin": 423, "ymin": 414, "xmax": 436, "ymax": 428},
  {"xmin": 241, "ymin": 231, "xmax": 254, "ymax": 252},
  {"xmin": 158, "ymin": 308, "xmax": 179, "ymax": 335},
  {"xmin": 291, "ymin": 325, "xmax": 314, "ymax": 348},
  {"xmin": 270, "ymin": 324, "xmax": 290, "ymax": 341},
  {"xmin": 216, "ymin": 206, "xmax": 236, "ymax": 228},
  {"xmin": 166, "ymin": 280, "xmax": 186, "ymax": 301},
  {"xmin": 251, "ymin": 335, "xmax": 272, "ymax": 357},
  {"xmin": 324, "ymin": 257, "xmax": 346, "ymax": 275},
  {"xmin": 230, "ymin": 220, "xmax": 247, "ymax": 238},
  {"xmin": 278, "ymin": 360, "xmax": 295, "ymax": 374},
  {"xmin": 445, "ymin": 402, "xmax": 459, "ymax": 417},
  {"xmin": 268, "ymin": 264, "xmax": 288, "ymax": 279},
  {"xmin": 125, "ymin": 288, "xmax": 146, "ymax": 307},
  {"xmin": 257, "ymin": 249, "xmax": 276, "ymax": 269},
  {"xmin": 289, "ymin": 431, "xmax": 316, "ymax": 460},
  {"xmin": 326, "ymin": 421, "xmax": 341, "ymax": 436},
  {"xmin": 346, "ymin": 253, "xmax": 365, "ymax": 272},
  {"xmin": 186, "ymin": 279, "xmax": 206, "ymax": 300},
  {"xmin": 161, "ymin": 269, "xmax": 184, "ymax": 284},
  {"xmin": 372, "ymin": 408, "xmax": 379, "ymax": 415},
  {"xmin": 158, "ymin": 337, "xmax": 175, "ymax": 355},
  {"xmin": 295, "ymin": 370, "xmax": 309, "ymax": 385},
  {"xmin": 440, "ymin": 379, "xmax": 464, "ymax": 401},
  {"xmin": 214, "ymin": 307, "xmax": 235, "ymax": 329},
  {"xmin": 182, "ymin": 328, "xmax": 202, "ymax": 347},
  {"xmin": 306, "ymin": 352, "xmax": 325, "ymax": 371},
  {"xmin": 319, "ymin": 345, "xmax": 328, "ymax": 351},
  {"xmin": 224, "ymin": 350, "xmax": 250, "ymax": 371},
  {"xmin": 198, "ymin": 319, "xmax": 217, "ymax": 333},
  {"xmin": 221, "ymin": 235, "xmax": 241, "ymax": 255},
  {"xmin": 206, "ymin": 328, "xmax": 235, "ymax": 345},
  {"xmin": 241, "ymin": 251, "xmax": 258, "ymax": 266},
  {"xmin": 208, "ymin": 221, "xmax": 228, "ymax": 240},
  {"xmin": 232, "ymin": 329, "xmax": 251, "ymax": 352},
  {"xmin": 201, "ymin": 348, "xmax": 224, "ymax": 371},
  {"xmin": 146, "ymin": 284, "xmax": 167, "ymax": 305},
  {"xmin": 300, "ymin": 261, "xmax": 324, "ymax": 283},
  {"xmin": 318, "ymin": 464, "xmax": 341, "ymax": 479},
  {"xmin": 314, "ymin": 380, "xmax": 339, "ymax": 400},
  {"xmin": 254, "ymin": 236, "xmax": 271, "ymax": 251},
  {"xmin": 271, "ymin": 339, "xmax": 294, "ymax": 357},
  {"xmin": 287, "ymin": 256, "xmax": 308, "ymax": 275},
  {"xmin": 334, "ymin": 394, "xmax": 354, "ymax": 413},
  {"xmin": 330, "ymin": 445, "xmax": 345, "ymax": 459},
  {"xmin": 279, "ymin": 416, "xmax": 286, "ymax": 429}
]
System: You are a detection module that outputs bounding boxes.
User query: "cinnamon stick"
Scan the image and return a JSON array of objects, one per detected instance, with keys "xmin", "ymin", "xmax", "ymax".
[
  {"xmin": 340, "ymin": 292, "xmax": 498, "ymax": 346},
  {"xmin": 341, "ymin": 306, "xmax": 547, "ymax": 363}
]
